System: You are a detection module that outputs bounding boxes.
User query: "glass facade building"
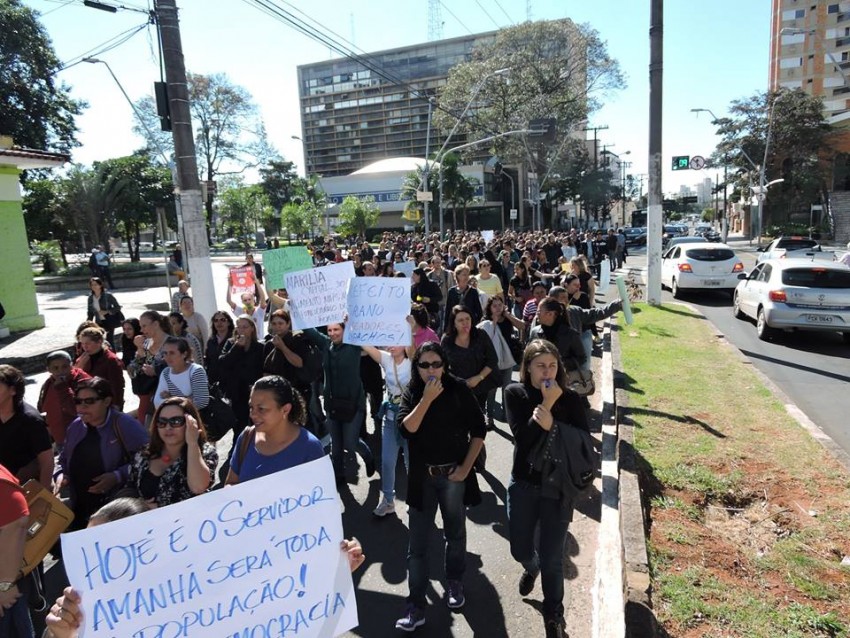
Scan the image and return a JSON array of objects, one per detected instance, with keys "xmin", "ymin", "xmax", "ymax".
[{"xmin": 297, "ymin": 32, "xmax": 496, "ymax": 177}]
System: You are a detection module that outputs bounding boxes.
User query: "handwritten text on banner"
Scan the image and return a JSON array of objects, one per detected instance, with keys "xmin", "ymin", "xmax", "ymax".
[
  {"xmin": 344, "ymin": 278, "xmax": 411, "ymax": 347},
  {"xmin": 285, "ymin": 261, "xmax": 355, "ymax": 331},
  {"xmin": 61, "ymin": 457, "xmax": 357, "ymax": 638},
  {"xmin": 229, "ymin": 266, "xmax": 255, "ymax": 297},
  {"xmin": 264, "ymin": 247, "xmax": 314, "ymax": 290}
]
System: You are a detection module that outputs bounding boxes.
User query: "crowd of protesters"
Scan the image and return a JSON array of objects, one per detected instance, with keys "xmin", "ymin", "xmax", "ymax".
[{"xmin": 1, "ymin": 228, "xmax": 624, "ymax": 638}]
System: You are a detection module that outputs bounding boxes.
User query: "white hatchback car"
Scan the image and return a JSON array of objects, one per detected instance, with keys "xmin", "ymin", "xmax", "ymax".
[
  {"xmin": 661, "ymin": 242, "xmax": 744, "ymax": 298},
  {"xmin": 733, "ymin": 258, "xmax": 850, "ymax": 342}
]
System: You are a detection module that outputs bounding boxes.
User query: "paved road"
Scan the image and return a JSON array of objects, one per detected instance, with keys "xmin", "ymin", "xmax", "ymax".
[{"xmin": 624, "ymin": 240, "xmax": 850, "ymax": 454}]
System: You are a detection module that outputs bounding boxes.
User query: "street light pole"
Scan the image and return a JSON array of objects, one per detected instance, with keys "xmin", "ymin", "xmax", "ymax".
[{"xmin": 691, "ymin": 107, "xmax": 729, "ymax": 240}]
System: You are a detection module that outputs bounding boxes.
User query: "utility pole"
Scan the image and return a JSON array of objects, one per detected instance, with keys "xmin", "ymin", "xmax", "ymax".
[
  {"xmin": 582, "ymin": 124, "xmax": 608, "ymax": 226},
  {"xmin": 155, "ymin": 0, "xmax": 215, "ymax": 320},
  {"xmin": 647, "ymin": 0, "xmax": 663, "ymax": 305}
]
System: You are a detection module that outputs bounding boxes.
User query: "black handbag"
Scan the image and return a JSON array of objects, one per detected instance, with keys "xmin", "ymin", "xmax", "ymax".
[
  {"xmin": 328, "ymin": 396, "xmax": 358, "ymax": 422},
  {"xmin": 199, "ymin": 383, "xmax": 237, "ymax": 441}
]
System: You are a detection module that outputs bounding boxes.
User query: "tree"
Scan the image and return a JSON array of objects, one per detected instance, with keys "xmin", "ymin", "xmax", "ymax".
[
  {"xmin": 133, "ymin": 73, "xmax": 277, "ymax": 237},
  {"xmin": 433, "ymin": 20, "xmax": 624, "ymax": 167},
  {"xmin": 336, "ymin": 196, "xmax": 380, "ymax": 238},
  {"xmin": 279, "ymin": 202, "xmax": 320, "ymax": 241},
  {"xmin": 550, "ymin": 145, "xmax": 620, "ymax": 226},
  {"xmin": 0, "ymin": 0, "xmax": 83, "ymax": 154},
  {"xmin": 259, "ymin": 159, "xmax": 302, "ymax": 213},
  {"xmin": 59, "ymin": 164, "xmax": 130, "ymax": 250},
  {"xmin": 711, "ymin": 89, "xmax": 832, "ymax": 228},
  {"xmin": 217, "ymin": 183, "xmax": 275, "ymax": 249},
  {"xmin": 22, "ymin": 177, "xmax": 72, "ymax": 266}
]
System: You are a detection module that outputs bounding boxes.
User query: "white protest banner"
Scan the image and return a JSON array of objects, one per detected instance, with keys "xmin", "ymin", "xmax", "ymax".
[
  {"xmin": 61, "ymin": 457, "xmax": 357, "ymax": 638},
  {"xmin": 599, "ymin": 260, "xmax": 611, "ymax": 298},
  {"xmin": 286, "ymin": 261, "xmax": 355, "ymax": 331},
  {"xmin": 481, "ymin": 230, "xmax": 495, "ymax": 245},
  {"xmin": 229, "ymin": 266, "xmax": 255, "ymax": 297},
  {"xmin": 264, "ymin": 246, "xmax": 314, "ymax": 289},
  {"xmin": 394, "ymin": 261, "xmax": 415, "ymax": 277},
  {"xmin": 344, "ymin": 277, "xmax": 411, "ymax": 347}
]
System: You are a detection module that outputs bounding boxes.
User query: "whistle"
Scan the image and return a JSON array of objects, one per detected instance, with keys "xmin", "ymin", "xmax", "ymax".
[
  {"xmin": 428, "ymin": 376, "xmax": 436, "ymax": 383},
  {"xmin": 544, "ymin": 380, "xmax": 552, "ymax": 389}
]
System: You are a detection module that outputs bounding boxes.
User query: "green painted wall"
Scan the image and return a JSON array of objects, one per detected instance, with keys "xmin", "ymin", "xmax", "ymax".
[{"xmin": 0, "ymin": 169, "xmax": 44, "ymax": 331}]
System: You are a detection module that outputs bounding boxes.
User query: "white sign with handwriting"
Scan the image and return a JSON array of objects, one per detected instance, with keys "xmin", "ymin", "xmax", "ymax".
[
  {"xmin": 286, "ymin": 261, "xmax": 355, "ymax": 331},
  {"xmin": 61, "ymin": 457, "xmax": 357, "ymax": 638}
]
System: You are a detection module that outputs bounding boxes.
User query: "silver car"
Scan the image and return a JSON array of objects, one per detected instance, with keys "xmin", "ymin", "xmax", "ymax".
[{"xmin": 733, "ymin": 258, "xmax": 850, "ymax": 342}]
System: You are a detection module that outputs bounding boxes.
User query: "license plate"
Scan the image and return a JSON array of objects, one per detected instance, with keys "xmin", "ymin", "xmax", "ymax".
[
  {"xmin": 702, "ymin": 279, "xmax": 721, "ymax": 286},
  {"xmin": 806, "ymin": 314, "xmax": 833, "ymax": 323}
]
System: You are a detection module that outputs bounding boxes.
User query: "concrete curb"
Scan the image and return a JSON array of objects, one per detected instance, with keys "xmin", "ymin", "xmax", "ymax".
[
  {"xmin": 610, "ymin": 316, "xmax": 660, "ymax": 638},
  {"xmin": 611, "ymin": 302, "xmax": 850, "ymax": 638}
]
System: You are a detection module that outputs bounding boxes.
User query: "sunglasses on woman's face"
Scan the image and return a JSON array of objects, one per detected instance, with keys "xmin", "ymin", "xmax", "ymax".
[
  {"xmin": 73, "ymin": 397, "xmax": 102, "ymax": 405},
  {"xmin": 156, "ymin": 415, "xmax": 187, "ymax": 428},
  {"xmin": 417, "ymin": 360, "xmax": 444, "ymax": 370}
]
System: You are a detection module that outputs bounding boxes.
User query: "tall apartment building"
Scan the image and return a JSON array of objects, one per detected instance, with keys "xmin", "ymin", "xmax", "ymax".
[
  {"xmin": 769, "ymin": 0, "xmax": 850, "ymax": 125},
  {"xmin": 296, "ymin": 32, "xmax": 496, "ymax": 177}
]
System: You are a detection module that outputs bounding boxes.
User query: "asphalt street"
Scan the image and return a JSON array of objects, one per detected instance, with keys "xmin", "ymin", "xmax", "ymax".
[{"xmin": 624, "ymin": 239, "xmax": 850, "ymax": 454}]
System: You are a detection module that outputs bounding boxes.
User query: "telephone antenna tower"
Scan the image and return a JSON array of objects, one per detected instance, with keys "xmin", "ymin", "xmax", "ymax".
[
  {"xmin": 428, "ymin": 0, "xmax": 443, "ymax": 41},
  {"xmin": 526, "ymin": 0, "xmax": 533, "ymax": 21}
]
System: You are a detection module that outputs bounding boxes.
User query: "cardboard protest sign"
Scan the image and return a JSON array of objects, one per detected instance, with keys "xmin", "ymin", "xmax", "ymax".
[
  {"xmin": 61, "ymin": 457, "xmax": 357, "ymax": 638},
  {"xmin": 264, "ymin": 247, "xmax": 314, "ymax": 289},
  {"xmin": 599, "ymin": 260, "xmax": 611, "ymax": 298},
  {"xmin": 229, "ymin": 266, "xmax": 255, "ymax": 297},
  {"xmin": 286, "ymin": 261, "xmax": 355, "ymax": 331},
  {"xmin": 481, "ymin": 230, "xmax": 495, "ymax": 245},
  {"xmin": 344, "ymin": 277, "xmax": 411, "ymax": 347},
  {"xmin": 394, "ymin": 261, "xmax": 415, "ymax": 277}
]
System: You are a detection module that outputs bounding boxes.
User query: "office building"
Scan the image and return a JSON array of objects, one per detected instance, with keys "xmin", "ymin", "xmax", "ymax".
[{"xmin": 296, "ymin": 32, "xmax": 496, "ymax": 177}]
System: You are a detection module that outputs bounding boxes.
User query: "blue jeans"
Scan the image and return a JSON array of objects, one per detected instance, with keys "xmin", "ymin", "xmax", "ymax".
[
  {"xmin": 327, "ymin": 407, "xmax": 373, "ymax": 477},
  {"xmin": 486, "ymin": 367, "xmax": 515, "ymax": 423},
  {"xmin": 407, "ymin": 475, "xmax": 467, "ymax": 607},
  {"xmin": 506, "ymin": 478, "xmax": 570, "ymax": 618},
  {"xmin": 381, "ymin": 403, "xmax": 408, "ymax": 501},
  {"xmin": 0, "ymin": 591, "xmax": 35, "ymax": 638},
  {"xmin": 580, "ymin": 330, "xmax": 593, "ymax": 373}
]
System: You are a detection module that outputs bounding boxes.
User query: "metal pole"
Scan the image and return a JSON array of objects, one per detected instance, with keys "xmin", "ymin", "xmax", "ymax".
[
  {"xmin": 423, "ymin": 98, "xmax": 433, "ymax": 236},
  {"xmin": 439, "ymin": 162, "xmax": 444, "ymax": 238},
  {"xmin": 155, "ymin": 0, "xmax": 215, "ymax": 320},
  {"xmin": 647, "ymin": 0, "xmax": 664, "ymax": 305}
]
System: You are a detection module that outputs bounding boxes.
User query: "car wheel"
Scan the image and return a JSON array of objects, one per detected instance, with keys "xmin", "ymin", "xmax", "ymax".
[
  {"xmin": 672, "ymin": 278, "xmax": 682, "ymax": 299},
  {"xmin": 843, "ymin": 332, "xmax": 850, "ymax": 345},
  {"xmin": 756, "ymin": 308, "xmax": 775, "ymax": 341},
  {"xmin": 733, "ymin": 292, "xmax": 745, "ymax": 319}
]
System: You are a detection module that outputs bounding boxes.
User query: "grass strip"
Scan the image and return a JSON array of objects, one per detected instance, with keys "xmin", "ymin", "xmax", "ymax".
[{"xmin": 619, "ymin": 304, "xmax": 850, "ymax": 637}]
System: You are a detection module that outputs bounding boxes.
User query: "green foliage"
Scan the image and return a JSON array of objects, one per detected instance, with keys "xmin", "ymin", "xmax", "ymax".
[
  {"xmin": 701, "ymin": 209, "xmax": 714, "ymax": 222},
  {"xmin": 217, "ymin": 183, "xmax": 275, "ymax": 247},
  {"xmin": 259, "ymin": 160, "xmax": 302, "ymax": 212},
  {"xmin": 336, "ymin": 195, "xmax": 380, "ymax": 238},
  {"xmin": 711, "ymin": 89, "xmax": 832, "ymax": 227},
  {"xmin": 30, "ymin": 240, "xmax": 62, "ymax": 274},
  {"xmin": 0, "ymin": 0, "xmax": 83, "ymax": 154},
  {"xmin": 279, "ymin": 201, "xmax": 320, "ymax": 240},
  {"xmin": 434, "ymin": 19, "xmax": 624, "ymax": 167}
]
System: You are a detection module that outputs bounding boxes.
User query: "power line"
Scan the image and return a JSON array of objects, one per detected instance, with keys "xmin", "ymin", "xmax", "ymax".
[
  {"xmin": 492, "ymin": 0, "xmax": 514, "ymax": 24},
  {"xmin": 60, "ymin": 21, "xmax": 149, "ymax": 70},
  {"xmin": 439, "ymin": 1, "xmax": 473, "ymax": 35},
  {"xmin": 37, "ymin": 0, "xmax": 78, "ymax": 18},
  {"xmin": 474, "ymin": 0, "xmax": 501, "ymax": 30}
]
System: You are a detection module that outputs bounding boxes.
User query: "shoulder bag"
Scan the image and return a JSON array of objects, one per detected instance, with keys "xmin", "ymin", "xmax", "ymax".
[{"xmin": 566, "ymin": 358, "xmax": 595, "ymax": 396}]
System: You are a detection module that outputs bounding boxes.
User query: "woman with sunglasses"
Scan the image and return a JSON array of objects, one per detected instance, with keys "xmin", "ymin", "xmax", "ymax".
[
  {"xmin": 394, "ymin": 343, "xmax": 486, "ymax": 632},
  {"xmin": 55, "ymin": 377, "xmax": 148, "ymax": 530},
  {"xmin": 129, "ymin": 397, "xmax": 217, "ymax": 507},
  {"xmin": 503, "ymin": 340, "xmax": 589, "ymax": 638},
  {"xmin": 204, "ymin": 311, "xmax": 234, "ymax": 385}
]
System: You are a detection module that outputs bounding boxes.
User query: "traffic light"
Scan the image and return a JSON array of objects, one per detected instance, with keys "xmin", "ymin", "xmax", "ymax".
[{"xmin": 672, "ymin": 156, "xmax": 690, "ymax": 171}]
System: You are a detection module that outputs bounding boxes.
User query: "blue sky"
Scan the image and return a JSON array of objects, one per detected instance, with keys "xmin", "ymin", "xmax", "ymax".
[{"xmin": 24, "ymin": 0, "xmax": 770, "ymax": 196}]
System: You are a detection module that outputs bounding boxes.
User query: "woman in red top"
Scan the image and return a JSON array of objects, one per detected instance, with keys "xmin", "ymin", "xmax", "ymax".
[{"xmin": 74, "ymin": 327, "xmax": 125, "ymax": 411}]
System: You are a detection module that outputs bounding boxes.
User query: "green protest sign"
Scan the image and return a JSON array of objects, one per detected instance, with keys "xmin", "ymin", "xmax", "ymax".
[{"xmin": 263, "ymin": 247, "xmax": 313, "ymax": 289}]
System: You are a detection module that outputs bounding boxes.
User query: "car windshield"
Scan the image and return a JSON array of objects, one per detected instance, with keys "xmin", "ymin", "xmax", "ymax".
[
  {"xmin": 776, "ymin": 239, "xmax": 818, "ymax": 251},
  {"xmin": 781, "ymin": 268, "xmax": 850, "ymax": 289},
  {"xmin": 684, "ymin": 248, "xmax": 735, "ymax": 261}
]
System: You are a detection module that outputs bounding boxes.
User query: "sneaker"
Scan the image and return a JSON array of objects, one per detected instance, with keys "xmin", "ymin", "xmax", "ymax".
[
  {"xmin": 544, "ymin": 616, "xmax": 567, "ymax": 638},
  {"xmin": 446, "ymin": 580, "xmax": 465, "ymax": 609},
  {"xmin": 518, "ymin": 569, "xmax": 538, "ymax": 596},
  {"xmin": 395, "ymin": 604, "xmax": 425, "ymax": 632},
  {"xmin": 373, "ymin": 498, "xmax": 396, "ymax": 517}
]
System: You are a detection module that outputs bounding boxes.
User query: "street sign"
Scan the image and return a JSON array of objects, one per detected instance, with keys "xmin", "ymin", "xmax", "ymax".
[
  {"xmin": 672, "ymin": 156, "xmax": 690, "ymax": 171},
  {"xmin": 689, "ymin": 155, "xmax": 706, "ymax": 170},
  {"xmin": 682, "ymin": 196, "xmax": 698, "ymax": 204},
  {"xmin": 509, "ymin": 208, "xmax": 518, "ymax": 220},
  {"xmin": 416, "ymin": 190, "xmax": 433, "ymax": 202}
]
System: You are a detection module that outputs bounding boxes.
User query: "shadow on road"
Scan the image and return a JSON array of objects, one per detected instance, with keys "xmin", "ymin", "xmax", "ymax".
[{"xmin": 740, "ymin": 348, "xmax": 850, "ymax": 384}]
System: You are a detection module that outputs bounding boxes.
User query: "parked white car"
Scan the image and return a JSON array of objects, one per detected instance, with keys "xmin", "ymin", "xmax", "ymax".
[
  {"xmin": 661, "ymin": 242, "xmax": 744, "ymax": 298},
  {"xmin": 733, "ymin": 258, "xmax": 850, "ymax": 342},
  {"xmin": 756, "ymin": 236, "xmax": 826, "ymax": 263}
]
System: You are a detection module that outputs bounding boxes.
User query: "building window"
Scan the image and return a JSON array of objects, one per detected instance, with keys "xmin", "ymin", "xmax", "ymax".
[
  {"xmin": 829, "ymin": 4, "xmax": 839, "ymax": 13},
  {"xmin": 782, "ymin": 8, "xmax": 805, "ymax": 19}
]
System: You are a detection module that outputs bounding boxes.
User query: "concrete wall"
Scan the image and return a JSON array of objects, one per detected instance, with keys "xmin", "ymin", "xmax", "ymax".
[{"xmin": 0, "ymin": 166, "xmax": 44, "ymax": 332}]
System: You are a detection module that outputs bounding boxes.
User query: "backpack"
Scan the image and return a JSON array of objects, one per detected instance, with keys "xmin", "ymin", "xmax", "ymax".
[{"xmin": 293, "ymin": 334, "xmax": 323, "ymax": 386}]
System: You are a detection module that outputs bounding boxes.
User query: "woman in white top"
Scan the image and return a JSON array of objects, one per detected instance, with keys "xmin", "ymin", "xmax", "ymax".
[
  {"xmin": 474, "ymin": 259, "xmax": 504, "ymax": 300},
  {"xmin": 153, "ymin": 336, "xmax": 210, "ymax": 410},
  {"xmin": 362, "ymin": 344, "xmax": 412, "ymax": 517}
]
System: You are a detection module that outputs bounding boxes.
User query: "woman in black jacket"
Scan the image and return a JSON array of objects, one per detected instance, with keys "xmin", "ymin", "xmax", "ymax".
[
  {"xmin": 86, "ymin": 277, "xmax": 122, "ymax": 349},
  {"xmin": 394, "ymin": 342, "xmax": 486, "ymax": 631},
  {"xmin": 440, "ymin": 305, "xmax": 498, "ymax": 413},
  {"xmin": 411, "ymin": 267, "xmax": 442, "ymax": 326},
  {"xmin": 442, "ymin": 264, "xmax": 483, "ymax": 334},
  {"xmin": 204, "ymin": 311, "xmax": 234, "ymax": 386},
  {"xmin": 503, "ymin": 339, "xmax": 588, "ymax": 638},
  {"xmin": 528, "ymin": 297, "xmax": 586, "ymax": 372}
]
